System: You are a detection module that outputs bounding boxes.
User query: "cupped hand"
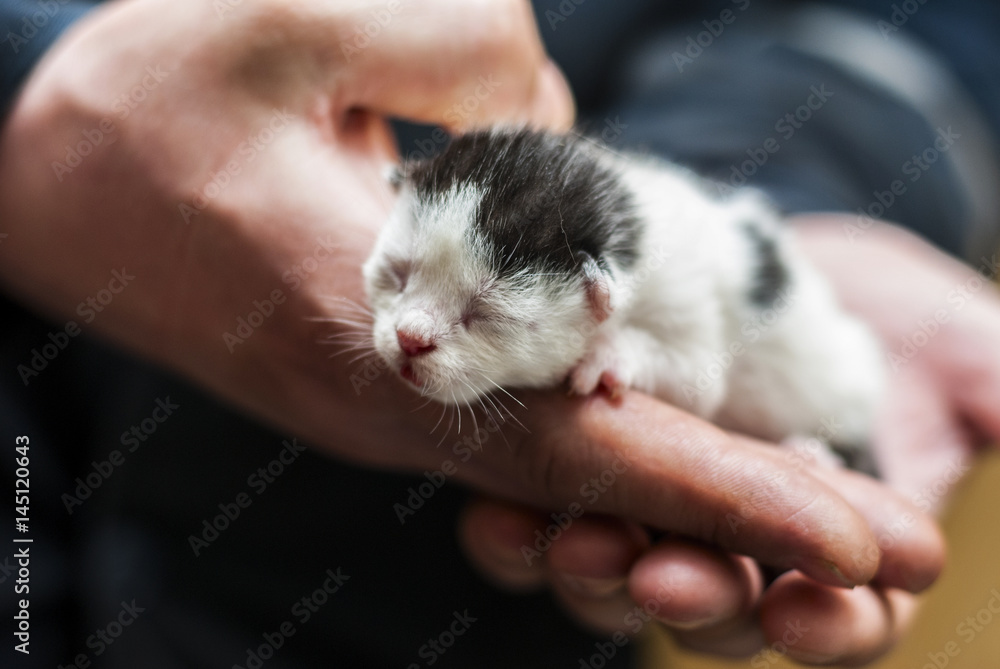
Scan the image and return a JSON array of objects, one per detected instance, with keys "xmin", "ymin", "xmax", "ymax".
[
  {"xmin": 0, "ymin": 1, "xmax": 947, "ymax": 662},
  {"xmin": 793, "ymin": 217, "xmax": 1000, "ymax": 506},
  {"xmin": 460, "ymin": 429, "xmax": 937, "ymax": 665},
  {"xmin": 461, "ymin": 217, "xmax": 996, "ymax": 665}
]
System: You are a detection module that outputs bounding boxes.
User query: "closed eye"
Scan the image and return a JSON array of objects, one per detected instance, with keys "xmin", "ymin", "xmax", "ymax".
[
  {"xmin": 376, "ymin": 259, "xmax": 410, "ymax": 292},
  {"xmin": 461, "ymin": 292, "xmax": 490, "ymax": 328},
  {"xmin": 460, "ymin": 306, "xmax": 482, "ymax": 328},
  {"xmin": 461, "ymin": 282, "xmax": 516, "ymax": 330}
]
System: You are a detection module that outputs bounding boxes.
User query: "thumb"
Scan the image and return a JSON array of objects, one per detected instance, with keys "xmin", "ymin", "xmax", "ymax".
[{"xmin": 334, "ymin": 0, "xmax": 575, "ymax": 131}]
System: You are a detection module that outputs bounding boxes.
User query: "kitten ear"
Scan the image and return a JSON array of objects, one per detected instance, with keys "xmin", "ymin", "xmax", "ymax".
[{"xmin": 577, "ymin": 251, "xmax": 614, "ymax": 323}]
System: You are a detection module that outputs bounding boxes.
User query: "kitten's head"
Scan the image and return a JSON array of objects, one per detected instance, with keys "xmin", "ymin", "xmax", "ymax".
[{"xmin": 362, "ymin": 129, "xmax": 639, "ymax": 404}]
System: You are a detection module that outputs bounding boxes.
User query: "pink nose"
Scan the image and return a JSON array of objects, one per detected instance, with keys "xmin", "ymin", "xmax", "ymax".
[{"xmin": 397, "ymin": 330, "xmax": 436, "ymax": 357}]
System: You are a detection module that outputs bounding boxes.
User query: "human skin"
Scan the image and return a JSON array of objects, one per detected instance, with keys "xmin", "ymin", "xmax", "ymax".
[
  {"xmin": 463, "ymin": 220, "xmax": 1000, "ymax": 664},
  {"xmin": 0, "ymin": 0, "xmax": 944, "ymax": 663}
]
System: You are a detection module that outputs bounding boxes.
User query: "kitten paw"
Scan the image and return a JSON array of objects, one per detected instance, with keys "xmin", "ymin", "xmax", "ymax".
[{"xmin": 569, "ymin": 341, "xmax": 631, "ymax": 399}]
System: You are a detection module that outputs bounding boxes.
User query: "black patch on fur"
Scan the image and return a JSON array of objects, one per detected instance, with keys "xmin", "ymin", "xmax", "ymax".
[
  {"xmin": 405, "ymin": 129, "xmax": 640, "ymax": 277},
  {"xmin": 831, "ymin": 440, "xmax": 881, "ymax": 479},
  {"xmin": 742, "ymin": 223, "xmax": 789, "ymax": 307}
]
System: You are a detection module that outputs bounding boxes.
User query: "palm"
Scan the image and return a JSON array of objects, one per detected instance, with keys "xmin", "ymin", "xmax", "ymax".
[{"xmin": 793, "ymin": 217, "xmax": 1000, "ymax": 504}]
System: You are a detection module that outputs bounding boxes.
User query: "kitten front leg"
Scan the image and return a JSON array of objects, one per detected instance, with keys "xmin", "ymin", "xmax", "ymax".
[
  {"xmin": 568, "ymin": 328, "xmax": 633, "ymax": 399},
  {"xmin": 569, "ymin": 326, "xmax": 729, "ymax": 418}
]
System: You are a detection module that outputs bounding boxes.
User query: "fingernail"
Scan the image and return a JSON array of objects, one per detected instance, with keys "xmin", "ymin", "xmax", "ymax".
[
  {"xmin": 659, "ymin": 614, "xmax": 721, "ymax": 631},
  {"xmin": 792, "ymin": 557, "xmax": 860, "ymax": 589},
  {"xmin": 559, "ymin": 573, "xmax": 625, "ymax": 597}
]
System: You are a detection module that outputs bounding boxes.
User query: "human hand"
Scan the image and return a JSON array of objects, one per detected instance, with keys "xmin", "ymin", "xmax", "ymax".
[
  {"xmin": 0, "ymin": 1, "xmax": 941, "ymax": 653},
  {"xmin": 0, "ymin": 0, "xmax": 571, "ymax": 459},
  {"xmin": 793, "ymin": 217, "xmax": 1000, "ymax": 506},
  {"xmin": 459, "ymin": 218, "xmax": 990, "ymax": 665}
]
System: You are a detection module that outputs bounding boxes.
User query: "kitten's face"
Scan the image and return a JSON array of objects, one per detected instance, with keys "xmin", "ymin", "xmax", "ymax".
[{"xmin": 362, "ymin": 184, "xmax": 591, "ymax": 405}]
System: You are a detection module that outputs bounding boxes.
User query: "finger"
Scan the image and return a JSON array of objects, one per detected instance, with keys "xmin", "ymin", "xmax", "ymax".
[
  {"xmin": 545, "ymin": 516, "xmax": 648, "ymax": 634},
  {"xmin": 627, "ymin": 540, "xmax": 762, "ymax": 632},
  {"xmin": 475, "ymin": 391, "xmax": 881, "ymax": 589},
  {"xmin": 546, "ymin": 515, "xmax": 649, "ymax": 580},
  {"xmin": 458, "ymin": 497, "xmax": 549, "ymax": 592},
  {"xmin": 458, "ymin": 498, "xmax": 645, "ymax": 590},
  {"xmin": 804, "ymin": 459, "xmax": 945, "ymax": 593},
  {"xmin": 875, "ymin": 363, "xmax": 973, "ymax": 508},
  {"xmin": 337, "ymin": 0, "xmax": 576, "ymax": 131},
  {"xmin": 759, "ymin": 572, "xmax": 918, "ymax": 666},
  {"xmin": 549, "ymin": 572, "xmax": 638, "ymax": 635},
  {"xmin": 459, "ymin": 497, "xmax": 650, "ymax": 633}
]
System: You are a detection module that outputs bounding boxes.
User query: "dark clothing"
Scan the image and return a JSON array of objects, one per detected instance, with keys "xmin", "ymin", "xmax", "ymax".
[
  {"xmin": 1, "ymin": 0, "xmax": 95, "ymax": 116},
  {"xmin": 2, "ymin": 1, "xmax": 999, "ymax": 667}
]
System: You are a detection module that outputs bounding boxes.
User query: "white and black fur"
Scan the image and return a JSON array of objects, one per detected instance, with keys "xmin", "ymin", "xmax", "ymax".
[{"xmin": 362, "ymin": 128, "xmax": 884, "ymax": 475}]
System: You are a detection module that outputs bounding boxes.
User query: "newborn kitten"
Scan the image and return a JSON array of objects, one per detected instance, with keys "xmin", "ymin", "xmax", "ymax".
[{"xmin": 362, "ymin": 128, "xmax": 885, "ymax": 475}]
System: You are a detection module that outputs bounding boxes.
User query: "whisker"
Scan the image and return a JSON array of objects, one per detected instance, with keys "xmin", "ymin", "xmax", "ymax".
[
  {"xmin": 321, "ymin": 339, "xmax": 374, "ymax": 350},
  {"xmin": 322, "ymin": 332, "xmax": 372, "ymax": 342},
  {"xmin": 306, "ymin": 315, "xmax": 371, "ymax": 325},
  {"xmin": 460, "ymin": 380, "xmax": 481, "ymax": 438},
  {"xmin": 348, "ymin": 350, "xmax": 379, "ymax": 364},
  {"xmin": 437, "ymin": 398, "xmax": 457, "ymax": 448},
  {"xmin": 483, "ymin": 376, "xmax": 526, "ymax": 410},
  {"xmin": 324, "ymin": 338, "xmax": 372, "ymax": 350},
  {"xmin": 322, "ymin": 295, "xmax": 374, "ymax": 314},
  {"xmin": 411, "ymin": 396, "xmax": 435, "ymax": 413},
  {"xmin": 475, "ymin": 395, "xmax": 510, "ymax": 449},
  {"xmin": 429, "ymin": 399, "xmax": 448, "ymax": 434},
  {"xmin": 478, "ymin": 390, "xmax": 500, "ymax": 422},
  {"xmin": 321, "ymin": 317, "xmax": 372, "ymax": 330},
  {"xmin": 477, "ymin": 379, "xmax": 526, "ymax": 433}
]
